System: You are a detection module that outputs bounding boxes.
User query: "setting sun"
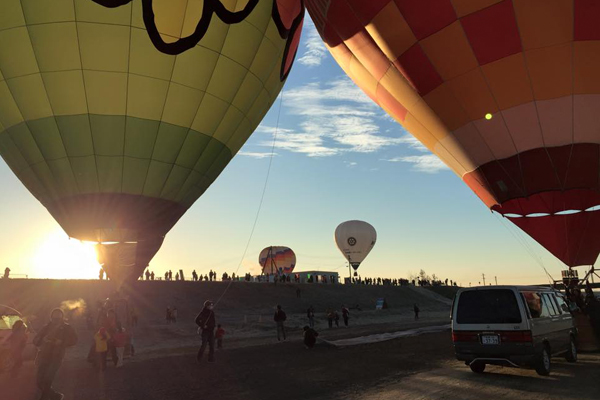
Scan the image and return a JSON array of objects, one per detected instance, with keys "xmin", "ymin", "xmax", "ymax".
[{"xmin": 32, "ymin": 229, "xmax": 100, "ymax": 280}]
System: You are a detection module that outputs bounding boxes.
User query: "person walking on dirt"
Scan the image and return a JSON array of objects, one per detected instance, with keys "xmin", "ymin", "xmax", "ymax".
[
  {"xmin": 414, "ymin": 303, "xmax": 420, "ymax": 320},
  {"xmin": 303, "ymin": 326, "xmax": 319, "ymax": 349},
  {"xmin": 195, "ymin": 300, "xmax": 216, "ymax": 362},
  {"xmin": 215, "ymin": 324, "xmax": 225, "ymax": 349},
  {"xmin": 327, "ymin": 309, "xmax": 334, "ymax": 329},
  {"xmin": 307, "ymin": 306, "xmax": 315, "ymax": 328},
  {"xmin": 274, "ymin": 305, "xmax": 287, "ymax": 341},
  {"xmin": 342, "ymin": 305, "xmax": 350, "ymax": 327},
  {"xmin": 33, "ymin": 308, "xmax": 78, "ymax": 400}
]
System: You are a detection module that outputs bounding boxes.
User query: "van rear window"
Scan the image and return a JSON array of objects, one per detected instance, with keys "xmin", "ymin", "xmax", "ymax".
[{"xmin": 457, "ymin": 289, "xmax": 522, "ymax": 324}]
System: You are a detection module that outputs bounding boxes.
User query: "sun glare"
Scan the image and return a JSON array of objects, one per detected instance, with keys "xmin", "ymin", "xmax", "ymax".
[{"xmin": 32, "ymin": 229, "xmax": 100, "ymax": 279}]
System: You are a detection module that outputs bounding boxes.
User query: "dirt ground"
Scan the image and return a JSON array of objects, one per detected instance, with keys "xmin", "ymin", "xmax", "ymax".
[{"xmin": 2, "ymin": 326, "xmax": 599, "ymax": 400}]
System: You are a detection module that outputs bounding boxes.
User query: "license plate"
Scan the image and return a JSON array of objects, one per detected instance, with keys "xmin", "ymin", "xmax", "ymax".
[{"xmin": 481, "ymin": 335, "xmax": 499, "ymax": 345}]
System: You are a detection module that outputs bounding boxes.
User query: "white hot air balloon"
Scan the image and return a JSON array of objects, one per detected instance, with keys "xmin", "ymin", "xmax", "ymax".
[{"xmin": 335, "ymin": 220, "xmax": 377, "ymax": 277}]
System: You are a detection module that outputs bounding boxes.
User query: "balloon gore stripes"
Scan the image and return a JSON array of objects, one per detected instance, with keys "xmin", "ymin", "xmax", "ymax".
[{"xmin": 306, "ymin": 0, "xmax": 600, "ymax": 266}]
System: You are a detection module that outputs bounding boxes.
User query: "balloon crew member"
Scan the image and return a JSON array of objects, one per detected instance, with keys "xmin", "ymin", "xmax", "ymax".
[
  {"xmin": 195, "ymin": 300, "xmax": 216, "ymax": 362},
  {"xmin": 215, "ymin": 324, "xmax": 226, "ymax": 349},
  {"xmin": 112, "ymin": 322, "xmax": 129, "ymax": 368},
  {"xmin": 274, "ymin": 305, "xmax": 287, "ymax": 341},
  {"xmin": 33, "ymin": 308, "xmax": 78, "ymax": 400}
]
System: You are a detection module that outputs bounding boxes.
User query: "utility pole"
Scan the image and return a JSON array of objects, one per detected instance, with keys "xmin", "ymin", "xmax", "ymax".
[
  {"xmin": 482, "ymin": 273, "xmax": 486, "ymax": 286},
  {"xmin": 495, "ymin": 276, "xmax": 498, "ymax": 285}
]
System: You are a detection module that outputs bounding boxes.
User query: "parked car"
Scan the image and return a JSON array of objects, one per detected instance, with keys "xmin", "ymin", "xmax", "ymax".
[{"xmin": 451, "ymin": 286, "xmax": 577, "ymax": 376}]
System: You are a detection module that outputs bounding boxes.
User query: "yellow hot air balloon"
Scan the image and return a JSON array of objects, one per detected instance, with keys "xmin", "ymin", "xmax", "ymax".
[{"xmin": 0, "ymin": 0, "xmax": 305, "ymax": 286}]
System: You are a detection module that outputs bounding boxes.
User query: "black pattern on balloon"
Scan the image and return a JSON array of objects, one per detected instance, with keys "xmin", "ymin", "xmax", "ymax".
[{"xmin": 91, "ymin": 0, "xmax": 305, "ymax": 81}]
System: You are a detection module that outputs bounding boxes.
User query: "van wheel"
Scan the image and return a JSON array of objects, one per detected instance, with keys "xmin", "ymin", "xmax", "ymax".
[
  {"xmin": 535, "ymin": 345, "xmax": 551, "ymax": 376},
  {"xmin": 469, "ymin": 362, "xmax": 486, "ymax": 373},
  {"xmin": 565, "ymin": 336, "xmax": 577, "ymax": 363}
]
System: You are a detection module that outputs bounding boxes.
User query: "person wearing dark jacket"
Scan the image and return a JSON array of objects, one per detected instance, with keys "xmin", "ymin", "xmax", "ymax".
[
  {"xmin": 195, "ymin": 300, "xmax": 216, "ymax": 362},
  {"xmin": 303, "ymin": 326, "xmax": 319, "ymax": 349},
  {"xmin": 33, "ymin": 308, "xmax": 78, "ymax": 400},
  {"xmin": 274, "ymin": 305, "xmax": 287, "ymax": 341}
]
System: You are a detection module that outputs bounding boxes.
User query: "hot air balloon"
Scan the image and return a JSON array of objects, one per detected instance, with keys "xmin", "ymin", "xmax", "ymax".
[
  {"xmin": 0, "ymin": 0, "xmax": 305, "ymax": 287},
  {"xmin": 259, "ymin": 246, "xmax": 296, "ymax": 275},
  {"xmin": 307, "ymin": 0, "xmax": 600, "ymax": 269},
  {"xmin": 335, "ymin": 220, "xmax": 376, "ymax": 277}
]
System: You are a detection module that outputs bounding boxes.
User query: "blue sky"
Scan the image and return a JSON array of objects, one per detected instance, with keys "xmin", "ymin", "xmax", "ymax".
[{"xmin": 0, "ymin": 19, "xmax": 569, "ymax": 285}]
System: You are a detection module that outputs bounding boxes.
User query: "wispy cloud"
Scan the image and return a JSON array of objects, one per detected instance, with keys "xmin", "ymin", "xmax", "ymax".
[
  {"xmin": 385, "ymin": 155, "xmax": 449, "ymax": 174},
  {"xmin": 238, "ymin": 151, "xmax": 277, "ymax": 159},
  {"xmin": 258, "ymin": 77, "xmax": 405, "ymax": 157},
  {"xmin": 298, "ymin": 19, "xmax": 328, "ymax": 67}
]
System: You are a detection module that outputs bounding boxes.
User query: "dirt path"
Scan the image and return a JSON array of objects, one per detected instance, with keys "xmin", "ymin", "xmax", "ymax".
[{"xmin": 2, "ymin": 329, "xmax": 598, "ymax": 400}]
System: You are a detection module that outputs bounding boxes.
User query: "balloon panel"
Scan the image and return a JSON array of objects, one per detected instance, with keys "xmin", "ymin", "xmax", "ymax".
[
  {"xmin": 334, "ymin": 220, "xmax": 376, "ymax": 266},
  {"xmin": 306, "ymin": 0, "xmax": 600, "ymax": 266},
  {"xmin": 259, "ymin": 246, "xmax": 296, "ymax": 274},
  {"xmin": 0, "ymin": 0, "xmax": 304, "ymax": 243}
]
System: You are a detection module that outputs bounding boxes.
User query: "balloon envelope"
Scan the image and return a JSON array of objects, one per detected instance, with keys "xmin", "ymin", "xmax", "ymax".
[
  {"xmin": 0, "ymin": 0, "xmax": 304, "ymax": 286},
  {"xmin": 334, "ymin": 220, "xmax": 376, "ymax": 269},
  {"xmin": 306, "ymin": 0, "xmax": 600, "ymax": 267},
  {"xmin": 259, "ymin": 246, "xmax": 296, "ymax": 274}
]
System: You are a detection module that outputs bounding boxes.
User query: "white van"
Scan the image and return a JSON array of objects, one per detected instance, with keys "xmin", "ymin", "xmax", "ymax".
[{"xmin": 451, "ymin": 286, "xmax": 577, "ymax": 375}]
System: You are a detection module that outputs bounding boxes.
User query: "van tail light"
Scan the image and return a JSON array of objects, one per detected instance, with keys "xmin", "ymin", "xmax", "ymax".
[
  {"xmin": 500, "ymin": 331, "xmax": 533, "ymax": 343},
  {"xmin": 452, "ymin": 331, "xmax": 479, "ymax": 342}
]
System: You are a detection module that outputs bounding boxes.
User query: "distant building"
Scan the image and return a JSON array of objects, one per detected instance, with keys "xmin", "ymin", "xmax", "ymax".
[{"xmin": 294, "ymin": 271, "xmax": 339, "ymax": 284}]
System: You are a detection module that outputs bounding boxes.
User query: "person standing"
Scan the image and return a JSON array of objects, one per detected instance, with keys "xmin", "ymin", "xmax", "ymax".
[
  {"xmin": 342, "ymin": 305, "xmax": 350, "ymax": 327},
  {"xmin": 172, "ymin": 307, "xmax": 178, "ymax": 323},
  {"xmin": 3, "ymin": 267, "xmax": 10, "ymax": 279},
  {"xmin": 150, "ymin": 271, "xmax": 155, "ymax": 280},
  {"xmin": 334, "ymin": 310, "xmax": 340, "ymax": 327},
  {"xmin": 195, "ymin": 300, "xmax": 216, "ymax": 362},
  {"xmin": 307, "ymin": 305, "xmax": 315, "ymax": 328},
  {"xmin": 98, "ymin": 268, "xmax": 104, "ymax": 280},
  {"xmin": 327, "ymin": 309, "xmax": 334, "ymax": 329},
  {"xmin": 274, "ymin": 305, "xmax": 287, "ymax": 341},
  {"xmin": 166, "ymin": 307, "xmax": 172, "ymax": 324},
  {"xmin": 145, "ymin": 270, "xmax": 150, "ymax": 280},
  {"xmin": 414, "ymin": 303, "xmax": 420, "ymax": 320},
  {"xmin": 215, "ymin": 324, "xmax": 225, "ymax": 349},
  {"xmin": 33, "ymin": 309, "xmax": 78, "ymax": 400},
  {"xmin": 94, "ymin": 327, "xmax": 110, "ymax": 371},
  {"xmin": 7, "ymin": 320, "xmax": 27, "ymax": 371},
  {"xmin": 168, "ymin": 270, "xmax": 173, "ymax": 281},
  {"xmin": 112, "ymin": 323, "xmax": 128, "ymax": 368}
]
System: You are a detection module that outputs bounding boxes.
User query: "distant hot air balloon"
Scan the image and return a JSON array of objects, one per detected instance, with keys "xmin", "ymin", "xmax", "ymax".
[
  {"xmin": 335, "ymin": 220, "xmax": 376, "ymax": 276},
  {"xmin": 259, "ymin": 246, "xmax": 296, "ymax": 275},
  {"xmin": 307, "ymin": 1, "xmax": 600, "ymax": 268},
  {"xmin": 0, "ymin": 0, "xmax": 304, "ymax": 287}
]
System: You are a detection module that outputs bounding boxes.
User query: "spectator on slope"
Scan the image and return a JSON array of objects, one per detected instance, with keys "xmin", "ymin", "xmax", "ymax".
[
  {"xmin": 192, "ymin": 270, "xmax": 198, "ymax": 281},
  {"xmin": 342, "ymin": 305, "xmax": 350, "ymax": 327},
  {"xmin": 307, "ymin": 305, "xmax": 315, "ymax": 328},
  {"xmin": 205, "ymin": 274, "xmax": 209, "ymax": 281},
  {"xmin": 215, "ymin": 324, "xmax": 225, "ymax": 349},
  {"xmin": 195, "ymin": 300, "xmax": 216, "ymax": 363},
  {"xmin": 168, "ymin": 270, "xmax": 173, "ymax": 281},
  {"xmin": 34, "ymin": 308, "xmax": 78, "ymax": 399},
  {"xmin": 175, "ymin": 272, "xmax": 180, "ymax": 281},
  {"xmin": 303, "ymin": 326, "xmax": 319, "ymax": 349},
  {"xmin": 145, "ymin": 270, "xmax": 150, "ymax": 280},
  {"xmin": 274, "ymin": 305, "xmax": 287, "ymax": 341},
  {"xmin": 164, "ymin": 271, "xmax": 169, "ymax": 281},
  {"xmin": 94, "ymin": 327, "xmax": 110, "ymax": 371},
  {"xmin": 414, "ymin": 304, "xmax": 420, "ymax": 321},
  {"xmin": 150, "ymin": 271, "xmax": 155, "ymax": 280}
]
